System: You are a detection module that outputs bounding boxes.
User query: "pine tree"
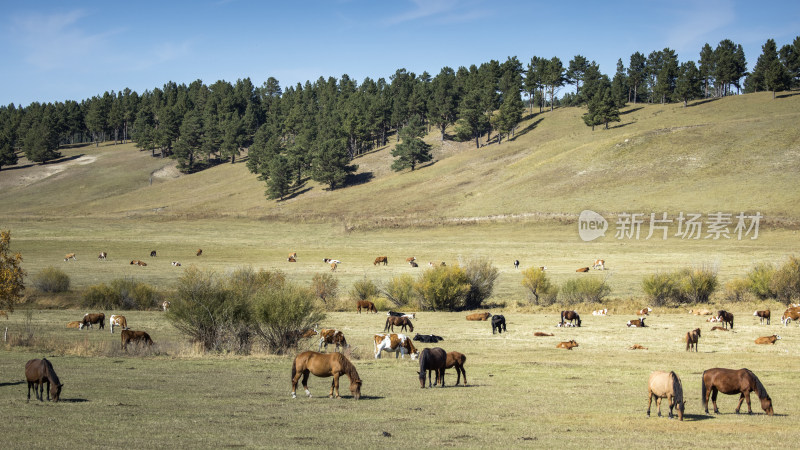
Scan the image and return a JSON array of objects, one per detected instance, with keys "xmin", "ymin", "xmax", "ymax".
[
  {"xmin": 0, "ymin": 122, "xmax": 17, "ymax": 170},
  {"xmin": 567, "ymin": 55, "xmax": 589, "ymax": 103},
  {"xmin": 391, "ymin": 114, "xmax": 432, "ymax": 171},
  {"xmin": 759, "ymin": 39, "xmax": 791, "ymax": 98},
  {"xmin": 675, "ymin": 61, "xmax": 702, "ymax": 106},
  {"xmin": 311, "ymin": 138, "xmax": 357, "ymax": 190},
  {"xmin": 627, "ymin": 52, "xmax": 646, "ymax": 104},
  {"xmin": 780, "ymin": 36, "xmax": 800, "ymax": 89},
  {"xmin": 266, "ymin": 154, "xmax": 291, "ymax": 200},
  {"xmin": 429, "ymin": 67, "xmax": 457, "ymax": 141},
  {"xmin": 583, "ymin": 85, "xmax": 619, "ymax": 131},
  {"xmin": 173, "ymin": 109, "xmax": 203, "ymax": 172},
  {"xmin": 610, "ymin": 59, "xmax": 629, "ymax": 107},
  {"xmin": 699, "ymin": 43, "xmax": 715, "ymax": 98}
]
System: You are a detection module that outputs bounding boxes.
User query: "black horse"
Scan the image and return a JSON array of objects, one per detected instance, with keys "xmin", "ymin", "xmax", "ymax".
[
  {"xmin": 492, "ymin": 315, "xmax": 507, "ymax": 334},
  {"xmin": 418, "ymin": 347, "xmax": 447, "ymax": 388}
]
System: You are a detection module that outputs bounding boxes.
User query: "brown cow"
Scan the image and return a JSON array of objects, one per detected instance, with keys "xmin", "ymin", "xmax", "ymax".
[
  {"xmin": 466, "ymin": 312, "xmax": 492, "ymax": 321},
  {"xmin": 356, "ymin": 300, "xmax": 377, "ymax": 314},
  {"xmin": 406, "ymin": 257, "xmax": 416, "ymax": 263},
  {"xmin": 556, "ymin": 340, "xmax": 579, "ymax": 350},
  {"xmin": 373, "ymin": 333, "xmax": 418, "ymax": 359},
  {"xmin": 317, "ymin": 329, "xmax": 348, "ymax": 352},
  {"xmin": 576, "ymin": 267, "xmax": 590, "ymax": 272},
  {"xmin": 66, "ymin": 321, "xmax": 81, "ymax": 328},
  {"xmin": 288, "ymin": 256, "xmax": 297, "ymax": 262},
  {"xmin": 121, "ymin": 329, "xmax": 154, "ymax": 350},
  {"xmin": 374, "ymin": 256, "xmax": 388, "ymax": 265},
  {"xmin": 80, "ymin": 313, "xmax": 105, "ymax": 330},
  {"xmin": 629, "ymin": 344, "xmax": 648, "ymax": 350},
  {"xmin": 782, "ymin": 307, "xmax": 800, "ymax": 326},
  {"xmin": 710, "ymin": 326, "xmax": 729, "ymax": 331},
  {"xmin": 637, "ymin": 307, "xmax": 653, "ymax": 315},
  {"xmin": 288, "ymin": 252, "xmax": 297, "ymax": 260},
  {"xmin": 685, "ymin": 328, "xmax": 701, "ymax": 352},
  {"xmin": 533, "ymin": 332, "xmax": 554, "ymax": 337},
  {"xmin": 130, "ymin": 260, "xmax": 147, "ymax": 266},
  {"xmin": 753, "ymin": 310, "xmax": 771, "ymax": 325},
  {"xmin": 755, "ymin": 335, "xmax": 781, "ymax": 345},
  {"xmin": 63, "ymin": 252, "xmax": 77, "ymax": 262},
  {"xmin": 627, "ymin": 317, "xmax": 646, "ymax": 327}
]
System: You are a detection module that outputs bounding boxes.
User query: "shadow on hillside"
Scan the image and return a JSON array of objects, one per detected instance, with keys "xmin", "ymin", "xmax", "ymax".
[
  {"xmin": 513, "ymin": 118, "xmax": 544, "ymax": 140},
  {"xmin": 0, "ymin": 381, "xmax": 24, "ymax": 387},
  {"xmin": 4, "ymin": 153, "xmax": 87, "ymax": 171},
  {"xmin": 353, "ymin": 144, "xmax": 391, "ymax": 159},
  {"xmin": 620, "ymin": 107, "xmax": 643, "ymax": 115},
  {"xmin": 345, "ymin": 171, "xmax": 374, "ymax": 187},
  {"xmin": 776, "ymin": 91, "xmax": 800, "ymax": 98},
  {"xmin": 609, "ymin": 122, "xmax": 633, "ymax": 130},
  {"xmin": 60, "ymin": 142, "xmax": 92, "ymax": 149},
  {"xmin": 687, "ymin": 98, "xmax": 720, "ymax": 107}
]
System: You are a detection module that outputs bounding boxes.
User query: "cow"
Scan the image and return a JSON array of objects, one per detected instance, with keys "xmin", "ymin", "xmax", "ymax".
[
  {"xmin": 782, "ymin": 307, "xmax": 800, "ymax": 326},
  {"xmin": 387, "ymin": 311, "xmax": 416, "ymax": 319},
  {"xmin": 196, "ymin": 249, "xmax": 203, "ymax": 256},
  {"xmin": 64, "ymin": 253, "xmax": 76, "ymax": 262},
  {"xmin": 556, "ymin": 322, "xmax": 577, "ymax": 327},
  {"xmin": 374, "ymin": 333, "xmax": 418, "ymax": 359},
  {"xmin": 629, "ymin": 344, "xmax": 648, "ymax": 350},
  {"xmin": 533, "ymin": 332, "xmax": 554, "ymax": 336},
  {"xmin": 406, "ymin": 257, "xmax": 416, "ymax": 263},
  {"xmin": 576, "ymin": 267, "xmax": 590, "ymax": 272},
  {"xmin": 356, "ymin": 300, "xmax": 377, "ymax": 314},
  {"xmin": 98, "ymin": 252, "xmax": 107, "ymax": 261},
  {"xmin": 710, "ymin": 326, "xmax": 729, "ymax": 331},
  {"xmin": 466, "ymin": 312, "xmax": 492, "ymax": 321},
  {"xmin": 79, "ymin": 313, "xmax": 105, "ymax": 330},
  {"xmin": 317, "ymin": 329, "xmax": 348, "ymax": 352},
  {"xmin": 172, "ymin": 261, "xmax": 182, "ymax": 267},
  {"xmin": 592, "ymin": 259, "xmax": 605, "ymax": 270},
  {"xmin": 121, "ymin": 329, "xmax": 154, "ymax": 350},
  {"xmin": 637, "ymin": 307, "xmax": 653, "ymax": 316},
  {"xmin": 162, "ymin": 301, "xmax": 171, "ymax": 312},
  {"xmin": 592, "ymin": 309, "xmax": 608, "ymax": 316},
  {"xmin": 150, "ymin": 250, "xmax": 157, "ymax": 257},
  {"xmin": 384, "ymin": 316, "xmax": 414, "ymax": 333},
  {"xmin": 685, "ymin": 328, "xmax": 701, "ymax": 352},
  {"xmin": 491, "ymin": 315, "xmax": 507, "ymax": 334},
  {"xmin": 130, "ymin": 260, "xmax": 147, "ymax": 266},
  {"xmin": 109, "ymin": 315, "xmax": 129, "ymax": 333},
  {"xmin": 413, "ymin": 334, "xmax": 444, "ymax": 343},
  {"xmin": 409, "ymin": 261, "xmax": 418, "ymax": 267},
  {"xmin": 556, "ymin": 340, "xmax": 579, "ymax": 350},
  {"xmin": 560, "ymin": 310, "xmax": 581, "ymax": 327},
  {"xmin": 288, "ymin": 256, "xmax": 297, "ymax": 262},
  {"xmin": 374, "ymin": 256, "xmax": 388, "ymax": 265},
  {"xmin": 690, "ymin": 308, "xmax": 713, "ymax": 315},
  {"xmin": 330, "ymin": 262, "xmax": 337, "ymax": 272},
  {"xmin": 755, "ymin": 335, "xmax": 781, "ymax": 345},
  {"xmin": 440, "ymin": 261, "xmax": 447, "ymax": 266},
  {"xmin": 323, "ymin": 258, "xmax": 341, "ymax": 264},
  {"xmin": 627, "ymin": 317, "xmax": 646, "ymax": 328},
  {"xmin": 66, "ymin": 321, "xmax": 81, "ymax": 328},
  {"xmin": 753, "ymin": 310, "xmax": 771, "ymax": 325},
  {"xmin": 288, "ymin": 252, "xmax": 297, "ymax": 260},
  {"xmin": 513, "ymin": 260, "xmax": 520, "ymax": 269},
  {"xmin": 707, "ymin": 315, "xmax": 722, "ymax": 322},
  {"xmin": 717, "ymin": 310, "xmax": 734, "ymax": 329}
]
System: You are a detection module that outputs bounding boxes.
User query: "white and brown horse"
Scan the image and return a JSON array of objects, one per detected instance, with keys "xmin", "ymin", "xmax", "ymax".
[{"xmin": 373, "ymin": 333, "xmax": 418, "ymax": 359}]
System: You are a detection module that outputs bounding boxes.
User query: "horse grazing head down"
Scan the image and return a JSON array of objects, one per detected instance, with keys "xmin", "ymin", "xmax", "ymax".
[
  {"xmin": 25, "ymin": 358, "xmax": 63, "ymax": 402},
  {"xmin": 647, "ymin": 371, "xmax": 684, "ymax": 420},
  {"xmin": 418, "ymin": 347, "xmax": 448, "ymax": 388}
]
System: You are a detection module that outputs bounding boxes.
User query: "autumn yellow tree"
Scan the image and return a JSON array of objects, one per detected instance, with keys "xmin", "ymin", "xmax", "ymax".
[{"xmin": 0, "ymin": 230, "xmax": 26, "ymax": 313}]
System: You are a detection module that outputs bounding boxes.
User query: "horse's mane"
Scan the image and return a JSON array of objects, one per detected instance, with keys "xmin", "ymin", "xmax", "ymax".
[
  {"xmin": 418, "ymin": 349, "xmax": 429, "ymax": 380},
  {"xmin": 746, "ymin": 369, "xmax": 770, "ymax": 400},
  {"xmin": 335, "ymin": 353, "xmax": 361, "ymax": 383},
  {"xmin": 41, "ymin": 358, "xmax": 61, "ymax": 386},
  {"xmin": 670, "ymin": 371, "xmax": 683, "ymax": 404}
]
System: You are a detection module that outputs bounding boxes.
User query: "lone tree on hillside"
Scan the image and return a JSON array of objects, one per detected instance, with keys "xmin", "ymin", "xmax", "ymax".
[
  {"xmin": 391, "ymin": 114, "xmax": 432, "ymax": 172},
  {"xmin": 0, "ymin": 230, "xmax": 26, "ymax": 313}
]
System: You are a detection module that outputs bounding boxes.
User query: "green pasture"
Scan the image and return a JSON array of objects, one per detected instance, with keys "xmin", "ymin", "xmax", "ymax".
[{"xmin": 1, "ymin": 309, "xmax": 799, "ymax": 448}]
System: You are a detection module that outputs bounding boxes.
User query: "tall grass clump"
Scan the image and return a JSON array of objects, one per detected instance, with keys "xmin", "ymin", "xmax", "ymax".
[
  {"xmin": 383, "ymin": 274, "xmax": 416, "ymax": 307},
  {"xmin": 559, "ymin": 276, "xmax": 611, "ymax": 304},
  {"xmin": 462, "ymin": 258, "xmax": 499, "ymax": 309},
  {"xmin": 32, "ymin": 267, "xmax": 70, "ymax": 293},
  {"xmin": 311, "ymin": 273, "xmax": 338, "ymax": 305},
  {"xmin": 251, "ymin": 283, "xmax": 325, "ymax": 354},
  {"xmin": 521, "ymin": 267, "xmax": 558, "ymax": 306},
  {"xmin": 747, "ymin": 263, "xmax": 777, "ymax": 299},
  {"xmin": 414, "ymin": 265, "xmax": 471, "ymax": 311},
  {"xmin": 772, "ymin": 256, "xmax": 800, "ymax": 303},
  {"xmin": 82, "ymin": 277, "xmax": 161, "ymax": 310},
  {"xmin": 350, "ymin": 278, "xmax": 380, "ymax": 302}
]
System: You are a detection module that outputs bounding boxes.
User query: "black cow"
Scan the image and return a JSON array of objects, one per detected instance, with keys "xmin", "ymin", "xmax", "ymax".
[
  {"xmin": 491, "ymin": 315, "xmax": 507, "ymax": 334},
  {"xmin": 513, "ymin": 260, "xmax": 519, "ymax": 269},
  {"xmin": 413, "ymin": 334, "xmax": 444, "ymax": 343}
]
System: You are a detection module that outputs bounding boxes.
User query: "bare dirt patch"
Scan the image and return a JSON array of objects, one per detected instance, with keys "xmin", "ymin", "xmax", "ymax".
[{"xmin": 0, "ymin": 154, "xmax": 97, "ymax": 189}]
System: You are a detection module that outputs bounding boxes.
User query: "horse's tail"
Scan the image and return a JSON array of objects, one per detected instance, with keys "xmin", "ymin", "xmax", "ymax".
[
  {"xmin": 560, "ymin": 310, "xmax": 565, "ymax": 323},
  {"xmin": 685, "ymin": 332, "xmax": 690, "ymax": 350},
  {"xmin": 383, "ymin": 316, "xmax": 390, "ymax": 332},
  {"xmin": 291, "ymin": 356, "xmax": 297, "ymax": 383},
  {"xmin": 670, "ymin": 371, "xmax": 683, "ymax": 404},
  {"xmin": 700, "ymin": 370, "xmax": 707, "ymax": 408}
]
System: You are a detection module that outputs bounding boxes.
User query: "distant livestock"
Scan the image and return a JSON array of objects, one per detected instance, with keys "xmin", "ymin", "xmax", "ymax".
[
  {"xmin": 121, "ymin": 329, "xmax": 154, "ymax": 350},
  {"xmin": 717, "ymin": 310, "xmax": 734, "ymax": 329},
  {"xmin": 556, "ymin": 340, "xmax": 579, "ymax": 350},
  {"xmin": 373, "ymin": 333, "xmax": 418, "ymax": 359},
  {"xmin": 387, "ymin": 311, "xmax": 416, "ymax": 319},
  {"xmin": 513, "ymin": 260, "xmax": 519, "ymax": 269},
  {"xmin": 685, "ymin": 328, "xmax": 701, "ymax": 352},
  {"xmin": 782, "ymin": 307, "xmax": 800, "ymax": 326},
  {"xmin": 533, "ymin": 332, "xmax": 554, "ymax": 336},
  {"xmin": 560, "ymin": 310, "xmax": 581, "ymax": 327},
  {"xmin": 384, "ymin": 316, "xmax": 414, "ymax": 333},
  {"xmin": 374, "ymin": 256, "xmax": 388, "ymax": 265},
  {"xmin": 753, "ymin": 310, "xmax": 771, "ymax": 325},
  {"xmin": 196, "ymin": 249, "xmax": 203, "ymax": 256},
  {"xmin": 413, "ymin": 334, "xmax": 444, "ymax": 343},
  {"xmin": 576, "ymin": 267, "xmax": 590, "ymax": 272},
  {"xmin": 627, "ymin": 317, "xmax": 646, "ymax": 328},
  {"xmin": 317, "ymin": 329, "xmax": 348, "ymax": 353},
  {"xmin": 466, "ymin": 312, "xmax": 492, "ymax": 321},
  {"xmin": 109, "ymin": 314, "xmax": 128, "ymax": 334},
  {"xmin": 98, "ymin": 252, "xmax": 107, "ymax": 260},
  {"xmin": 592, "ymin": 259, "xmax": 605, "ymax": 270},
  {"xmin": 172, "ymin": 261, "xmax": 181, "ymax": 266},
  {"xmin": 80, "ymin": 313, "xmax": 105, "ymax": 330},
  {"xmin": 150, "ymin": 250, "xmax": 157, "ymax": 257},
  {"xmin": 409, "ymin": 261, "xmax": 418, "ymax": 267},
  {"xmin": 755, "ymin": 335, "xmax": 781, "ymax": 345},
  {"xmin": 64, "ymin": 253, "xmax": 76, "ymax": 262},
  {"xmin": 66, "ymin": 321, "xmax": 81, "ymax": 328},
  {"xmin": 592, "ymin": 309, "xmax": 608, "ymax": 316},
  {"xmin": 130, "ymin": 259, "xmax": 147, "ymax": 266},
  {"xmin": 690, "ymin": 309, "xmax": 713, "ymax": 315},
  {"xmin": 637, "ymin": 307, "xmax": 653, "ymax": 315},
  {"xmin": 491, "ymin": 315, "xmax": 506, "ymax": 334},
  {"xmin": 356, "ymin": 300, "xmax": 377, "ymax": 314}
]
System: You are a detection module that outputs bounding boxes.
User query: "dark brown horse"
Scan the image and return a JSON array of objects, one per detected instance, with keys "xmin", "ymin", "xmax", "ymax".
[
  {"xmin": 444, "ymin": 351, "xmax": 467, "ymax": 386},
  {"xmin": 716, "ymin": 310, "xmax": 734, "ymax": 329},
  {"xmin": 356, "ymin": 300, "xmax": 377, "ymax": 314},
  {"xmin": 25, "ymin": 358, "xmax": 63, "ymax": 402},
  {"xmin": 702, "ymin": 368, "xmax": 773, "ymax": 415},
  {"xmin": 291, "ymin": 351, "xmax": 362, "ymax": 399},
  {"xmin": 418, "ymin": 347, "xmax": 447, "ymax": 388},
  {"xmin": 560, "ymin": 310, "xmax": 581, "ymax": 327},
  {"xmin": 685, "ymin": 328, "xmax": 701, "ymax": 352},
  {"xmin": 384, "ymin": 315, "xmax": 413, "ymax": 332},
  {"xmin": 121, "ymin": 329, "xmax": 154, "ymax": 350}
]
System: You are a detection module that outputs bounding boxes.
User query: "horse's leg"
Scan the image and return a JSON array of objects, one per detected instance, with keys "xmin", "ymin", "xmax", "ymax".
[
  {"xmin": 27, "ymin": 381, "xmax": 31, "ymax": 402},
  {"xmin": 302, "ymin": 371, "xmax": 311, "ymax": 398},
  {"xmin": 461, "ymin": 365, "xmax": 467, "ymax": 386},
  {"xmin": 291, "ymin": 367, "xmax": 301, "ymax": 399},
  {"xmin": 38, "ymin": 379, "xmax": 44, "ymax": 401},
  {"xmin": 647, "ymin": 392, "xmax": 653, "ymax": 417},
  {"xmin": 330, "ymin": 373, "xmax": 340, "ymax": 399},
  {"xmin": 711, "ymin": 388, "xmax": 720, "ymax": 414},
  {"xmin": 667, "ymin": 395, "xmax": 674, "ymax": 419},
  {"xmin": 439, "ymin": 368, "xmax": 446, "ymax": 388},
  {"xmin": 45, "ymin": 379, "xmax": 50, "ymax": 401}
]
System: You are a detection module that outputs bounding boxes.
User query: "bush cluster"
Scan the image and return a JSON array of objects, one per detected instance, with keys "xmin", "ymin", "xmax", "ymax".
[
  {"xmin": 32, "ymin": 267, "xmax": 70, "ymax": 293},
  {"xmin": 559, "ymin": 276, "xmax": 611, "ymax": 304},
  {"xmin": 82, "ymin": 278, "xmax": 162, "ymax": 310},
  {"xmin": 520, "ymin": 267, "xmax": 558, "ymax": 305},
  {"xmin": 726, "ymin": 257, "xmax": 800, "ymax": 303},
  {"xmin": 642, "ymin": 266, "xmax": 718, "ymax": 305}
]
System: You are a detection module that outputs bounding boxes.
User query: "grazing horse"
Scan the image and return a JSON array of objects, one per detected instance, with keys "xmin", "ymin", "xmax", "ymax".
[
  {"xmin": 717, "ymin": 310, "xmax": 734, "ymax": 329},
  {"xmin": 25, "ymin": 358, "xmax": 63, "ymax": 402},
  {"xmin": 121, "ymin": 329, "xmax": 154, "ymax": 350},
  {"xmin": 64, "ymin": 252, "xmax": 77, "ymax": 262},
  {"xmin": 373, "ymin": 333, "xmax": 418, "ymax": 359},
  {"xmin": 374, "ymin": 256, "xmax": 388, "ymax": 265},
  {"xmin": 444, "ymin": 351, "xmax": 467, "ymax": 386},
  {"xmin": 80, "ymin": 313, "xmax": 105, "ymax": 330},
  {"xmin": 150, "ymin": 250, "xmax": 157, "ymax": 257},
  {"xmin": 418, "ymin": 347, "xmax": 447, "ymax": 388},
  {"xmin": 98, "ymin": 251, "xmax": 107, "ymax": 260},
  {"xmin": 753, "ymin": 310, "xmax": 770, "ymax": 325},
  {"xmin": 702, "ymin": 368, "xmax": 773, "ymax": 415},
  {"xmin": 491, "ymin": 315, "xmax": 506, "ymax": 334},
  {"xmin": 384, "ymin": 316, "xmax": 413, "ymax": 333},
  {"xmin": 291, "ymin": 351, "xmax": 362, "ymax": 399},
  {"xmin": 196, "ymin": 249, "xmax": 203, "ymax": 256},
  {"xmin": 513, "ymin": 259, "xmax": 520, "ymax": 269},
  {"xmin": 560, "ymin": 310, "xmax": 581, "ymax": 327},
  {"xmin": 317, "ymin": 329, "xmax": 348, "ymax": 353},
  {"xmin": 647, "ymin": 371, "xmax": 685, "ymax": 420},
  {"xmin": 109, "ymin": 314, "xmax": 128, "ymax": 334},
  {"xmin": 356, "ymin": 300, "xmax": 377, "ymax": 314},
  {"xmin": 685, "ymin": 328, "xmax": 701, "ymax": 352},
  {"xmin": 755, "ymin": 335, "xmax": 781, "ymax": 345}
]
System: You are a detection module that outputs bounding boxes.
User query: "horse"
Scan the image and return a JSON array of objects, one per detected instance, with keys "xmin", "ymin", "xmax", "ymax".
[
  {"xmin": 98, "ymin": 251, "xmax": 107, "ymax": 260},
  {"xmin": 109, "ymin": 314, "xmax": 128, "ymax": 334},
  {"xmin": 560, "ymin": 310, "xmax": 581, "ymax": 327},
  {"xmin": 384, "ymin": 315, "xmax": 413, "ymax": 333},
  {"xmin": 647, "ymin": 371, "xmax": 685, "ymax": 420},
  {"xmin": 196, "ymin": 248, "xmax": 203, "ymax": 256},
  {"xmin": 717, "ymin": 310, "xmax": 734, "ymax": 329},
  {"xmin": 291, "ymin": 351, "xmax": 362, "ymax": 400},
  {"xmin": 702, "ymin": 368, "xmax": 773, "ymax": 415},
  {"xmin": 491, "ymin": 314, "xmax": 506, "ymax": 334},
  {"xmin": 685, "ymin": 328, "xmax": 701, "ymax": 352},
  {"xmin": 25, "ymin": 358, "xmax": 63, "ymax": 402},
  {"xmin": 444, "ymin": 351, "xmax": 467, "ymax": 386},
  {"xmin": 418, "ymin": 347, "xmax": 447, "ymax": 388},
  {"xmin": 121, "ymin": 329, "xmax": 154, "ymax": 350},
  {"xmin": 356, "ymin": 300, "xmax": 377, "ymax": 314},
  {"xmin": 150, "ymin": 250, "xmax": 157, "ymax": 257},
  {"xmin": 80, "ymin": 313, "xmax": 105, "ymax": 330}
]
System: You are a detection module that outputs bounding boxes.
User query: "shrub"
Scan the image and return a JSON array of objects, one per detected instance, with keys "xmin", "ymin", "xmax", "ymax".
[
  {"xmin": 747, "ymin": 263, "xmax": 776, "ymax": 300},
  {"xmin": 675, "ymin": 266, "xmax": 718, "ymax": 304},
  {"xmin": 350, "ymin": 278, "xmax": 380, "ymax": 302},
  {"xmin": 414, "ymin": 265, "xmax": 471, "ymax": 311},
  {"xmin": 32, "ymin": 267, "xmax": 70, "ymax": 293},
  {"xmin": 251, "ymin": 283, "xmax": 325, "ymax": 355},
  {"xmin": 311, "ymin": 273, "xmax": 338, "ymax": 305},
  {"xmin": 383, "ymin": 274, "xmax": 416, "ymax": 307},
  {"xmin": 642, "ymin": 273, "xmax": 678, "ymax": 306},
  {"xmin": 559, "ymin": 276, "xmax": 610, "ymax": 304},
  {"xmin": 81, "ymin": 278, "xmax": 161, "ymax": 310},
  {"xmin": 772, "ymin": 256, "xmax": 800, "ymax": 304},
  {"xmin": 521, "ymin": 267, "xmax": 557, "ymax": 305},
  {"xmin": 463, "ymin": 258, "xmax": 499, "ymax": 309},
  {"xmin": 724, "ymin": 278, "xmax": 752, "ymax": 303}
]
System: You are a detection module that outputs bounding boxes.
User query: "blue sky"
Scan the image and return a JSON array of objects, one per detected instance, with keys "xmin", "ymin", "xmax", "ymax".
[{"xmin": 0, "ymin": 0, "xmax": 798, "ymax": 106}]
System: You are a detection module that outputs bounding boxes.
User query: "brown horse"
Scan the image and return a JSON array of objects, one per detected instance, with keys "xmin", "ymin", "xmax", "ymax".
[
  {"xmin": 702, "ymin": 368, "xmax": 773, "ymax": 415},
  {"xmin": 560, "ymin": 310, "xmax": 581, "ymax": 327},
  {"xmin": 716, "ymin": 310, "xmax": 734, "ymax": 329},
  {"xmin": 418, "ymin": 347, "xmax": 447, "ymax": 388},
  {"xmin": 291, "ymin": 351, "xmax": 362, "ymax": 399},
  {"xmin": 121, "ymin": 329, "xmax": 154, "ymax": 350},
  {"xmin": 356, "ymin": 300, "xmax": 377, "ymax": 314},
  {"xmin": 445, "ymin": 351, "xmax": 467, "ymax": 386},
  {"xmin": 685, "ymin": 328, "xmax": 701, "ymax": 352},
  {"xmin": 384, "ymin": 315, "xmax": 413, "ymax": 332},
  {"xmin": 647, "ymin": 371, "xmax": 685, "ymax": 420},
  {"xmin": 25, "ymin": 358, "xmax": 63, "ymax": 402}
]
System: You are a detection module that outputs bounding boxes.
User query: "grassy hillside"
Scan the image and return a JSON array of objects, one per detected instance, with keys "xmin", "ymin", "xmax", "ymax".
[{"xmin": 2, "ymin": 92, "xmax": 799, "ymax": 224}]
